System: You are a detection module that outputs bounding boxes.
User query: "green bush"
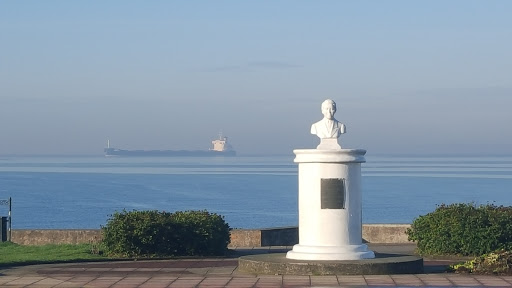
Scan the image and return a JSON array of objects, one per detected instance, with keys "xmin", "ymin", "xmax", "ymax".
[
  {"xmin": 171, "ymin": 210, "xmax": 231, "ymax": 256},
  {"xmin": 101, "ymin": 210, "xmax": 230, "ymax": 257},
  {"xmin": 450, "ymin": 250, "xmax": 512, "ymax": 275},
  {"xmin": 406, "ymin": 203, "xmax": 512, "ymax": 256}
]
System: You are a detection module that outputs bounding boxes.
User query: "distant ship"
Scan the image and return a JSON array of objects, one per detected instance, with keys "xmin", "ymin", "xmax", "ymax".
[{"xmin": 104, "ymin": 134, "xmax": 236, "ymax": 157}]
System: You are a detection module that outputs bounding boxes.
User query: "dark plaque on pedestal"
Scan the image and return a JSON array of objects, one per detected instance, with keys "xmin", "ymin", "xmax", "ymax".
[{"xmin": 321, "ymin": 178, "xmax": 345, "ymax": 209}]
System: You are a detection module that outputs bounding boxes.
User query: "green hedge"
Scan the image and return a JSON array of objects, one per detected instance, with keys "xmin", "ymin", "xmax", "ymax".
[
  {"xmin": 101, "ymin": 210, "xmax": 230, "ymax": 257},
  {"xmin": 406, "ymin": 203, "xmax": 512, "ymax": 256}
]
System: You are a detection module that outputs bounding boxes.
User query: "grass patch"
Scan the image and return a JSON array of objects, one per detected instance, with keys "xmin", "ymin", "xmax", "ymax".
[{"xmin": 0, "ymin": 242, "xmax": 108, "ymax": 267}]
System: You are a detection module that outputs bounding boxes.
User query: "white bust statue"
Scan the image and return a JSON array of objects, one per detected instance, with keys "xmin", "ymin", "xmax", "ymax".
[{"xmin": 311, "ymin": 99, "xmax": 346, "ymax": 149}]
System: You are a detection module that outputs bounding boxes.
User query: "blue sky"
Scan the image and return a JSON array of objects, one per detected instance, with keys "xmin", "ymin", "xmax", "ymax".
[{"xmin": 1, "ymin": 1, "xmax": 511, "ymax": 155}]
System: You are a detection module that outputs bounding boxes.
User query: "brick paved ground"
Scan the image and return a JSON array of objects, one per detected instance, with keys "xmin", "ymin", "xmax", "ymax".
[{"xmin": 1, "ymin": 245, "xmax": 510, "ymax": 287}]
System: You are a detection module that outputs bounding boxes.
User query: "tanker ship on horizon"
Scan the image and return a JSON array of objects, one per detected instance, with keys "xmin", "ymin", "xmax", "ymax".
[{"xmin": 104, "ymin": 134, "xmax": 236, "ymax": 157}]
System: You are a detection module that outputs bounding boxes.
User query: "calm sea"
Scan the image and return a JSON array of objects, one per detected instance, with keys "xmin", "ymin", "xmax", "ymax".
[{"xmin": 0, "ymin": 154, "xmax": 511, "ymax": 229}]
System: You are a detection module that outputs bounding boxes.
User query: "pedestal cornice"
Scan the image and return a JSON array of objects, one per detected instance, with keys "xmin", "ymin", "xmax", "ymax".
[{"xmin": 293, "ymin": 149, "xmax": 366, "ymax": 163}]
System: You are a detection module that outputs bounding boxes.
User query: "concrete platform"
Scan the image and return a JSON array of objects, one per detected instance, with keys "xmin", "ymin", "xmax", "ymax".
[{"xmin": 238, "ymin": 252, "xmax": 423, "ymax": 275}]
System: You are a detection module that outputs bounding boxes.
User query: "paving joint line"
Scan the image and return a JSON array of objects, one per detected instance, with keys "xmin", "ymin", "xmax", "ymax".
[
  {"xmin": 45, "ymin": 276, "xmax": 69, "ymax": 288},
  {"xmin": 83, "ymin": 274, "xmax": 111, "ymax": 288},
  {"xmin": 2, "ymin": 277, "xmax": 20, "ymax": 287},
  {"xmin": 389, "ymin": 274, "xmax": 398, "ymax": 286},
  {"xmin": 163, "ymin": 276, "xmax": 178, "ymax": 288},
  {"xmin": 195, "ymin": 276, "xmax": 208, "ymax": 287},
  {"xmin": 501, "ymin": 276, "xmax": 512, "ymax": 285},
  {"xmin": 105, "ymin": 276, "xmax": 124, "ymax": 288},
  {"xmin": 416, "ymin": 274, "xmax": 428, "ymax": 286},
  {"xmin": 134, "ymin": 273, "xmax": 152, "ymax": 288},
  {"xmin": 444, "ymin": 274, "xmax": 458, "ymax": 287}
]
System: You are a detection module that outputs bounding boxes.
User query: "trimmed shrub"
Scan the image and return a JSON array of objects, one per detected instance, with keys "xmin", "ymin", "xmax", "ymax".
[
  {"xmin": 406, "ymin": 203, "xmax": 512, "ymax": 256},
  {"xmin": 101, "ymin": 210, "xmax": 230, "ymax": 257}
]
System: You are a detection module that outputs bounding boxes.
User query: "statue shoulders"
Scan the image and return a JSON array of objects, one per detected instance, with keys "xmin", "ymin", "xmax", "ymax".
[{"xmin": 311, "ymin": 119, "xmax": 324, "ymax": 127}]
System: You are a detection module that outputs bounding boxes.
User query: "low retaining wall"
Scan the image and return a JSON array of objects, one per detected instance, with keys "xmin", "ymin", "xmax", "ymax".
[
  {"xmin": 11, "ymin": 224, "xmax": 412, "ymax": 246},
  {"xmin": 362, "ymin": 224, "xmax": 411, "ymax": 244},
  {"xmin": 230, "ymin": 227, "xmax": 299, "ymax": 247},
  {"xmin": 12, "ymin": 230, "xmax": 102, "ymax": 246}
]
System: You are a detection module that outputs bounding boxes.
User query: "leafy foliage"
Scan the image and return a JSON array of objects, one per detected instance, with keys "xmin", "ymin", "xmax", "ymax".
[
  {"xmin": 450, "ymin": 250, "xmax": 512, "ymax": 275},
  {"xmin": 406, "ymin": 203, "xmax": 512, "ymax": 256},
  {"xmin": 101, "ymin": 210, "xmax": 230, "ymax": 257}
]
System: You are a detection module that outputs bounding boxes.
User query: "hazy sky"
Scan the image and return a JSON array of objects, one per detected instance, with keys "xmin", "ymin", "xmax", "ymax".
[{"xmin": 1, "ymin": 1, "xmax": 511, "ymax": 156}]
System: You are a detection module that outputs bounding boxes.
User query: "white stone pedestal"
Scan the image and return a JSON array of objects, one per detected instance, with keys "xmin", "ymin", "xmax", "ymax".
[{"xmin": 286, "ymin": 149, "xmax": 375, "ymax": 261}]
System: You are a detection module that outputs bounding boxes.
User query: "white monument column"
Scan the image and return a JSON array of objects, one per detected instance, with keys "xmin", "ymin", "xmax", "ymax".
[{"xmin": 286, "ymin": 99, "xmax": 374, "ymax": 261}]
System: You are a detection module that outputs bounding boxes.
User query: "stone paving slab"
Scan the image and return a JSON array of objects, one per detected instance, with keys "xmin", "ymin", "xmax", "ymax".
[
  {"xmin": 1, "ymin": 245, "xmax": 512, "ymax": 287},
  {"xmin": 0, "ymin": 275, "xmax": 511, "ymax": 287}
]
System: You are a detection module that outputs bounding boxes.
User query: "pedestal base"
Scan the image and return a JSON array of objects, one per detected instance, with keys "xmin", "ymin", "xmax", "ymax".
[
  {"xmin": 287, "ymin": 244, "xmax": 375, "ymax": 260},
  {"xmin": 238, "ymin": 253, "xmax": 423, "ymax": 275}
]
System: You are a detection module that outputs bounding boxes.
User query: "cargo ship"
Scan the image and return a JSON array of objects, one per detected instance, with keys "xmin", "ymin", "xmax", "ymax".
[{"xmin": 104, "ymin": 134, "xmax": 236, "ymax": 157}]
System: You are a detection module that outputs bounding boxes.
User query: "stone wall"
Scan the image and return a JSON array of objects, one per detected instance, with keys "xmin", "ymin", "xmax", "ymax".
[
  {"xmin": 229, "ymin": 229, "xmax": 261, "ymax": 247},
  {"xmin": 11, "ymin": 224, "xmax": 412, "ymax": 246},
  {"xmin": 362, "ymin": 224, "xmax": 412, "ymax": 244},
  {"xmin": 12, "ymin": 230, "xmax": 102, "ymax": 246}
]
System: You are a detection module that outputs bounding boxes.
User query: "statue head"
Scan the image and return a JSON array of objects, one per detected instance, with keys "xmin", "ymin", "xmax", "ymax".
[{"xmin": 321, "ymin": 99, "xmax": 337, "ymax": 120}]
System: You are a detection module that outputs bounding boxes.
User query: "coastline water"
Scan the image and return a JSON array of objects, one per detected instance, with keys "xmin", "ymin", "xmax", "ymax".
[{"xmin": 1, "ymin": 154, "xmax": 511, "ymax": 229}]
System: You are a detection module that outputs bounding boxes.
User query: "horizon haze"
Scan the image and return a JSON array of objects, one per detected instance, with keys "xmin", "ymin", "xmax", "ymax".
[{"xmin": 1, "ymin": 1, "xmax": 511, "ymax": 156}]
